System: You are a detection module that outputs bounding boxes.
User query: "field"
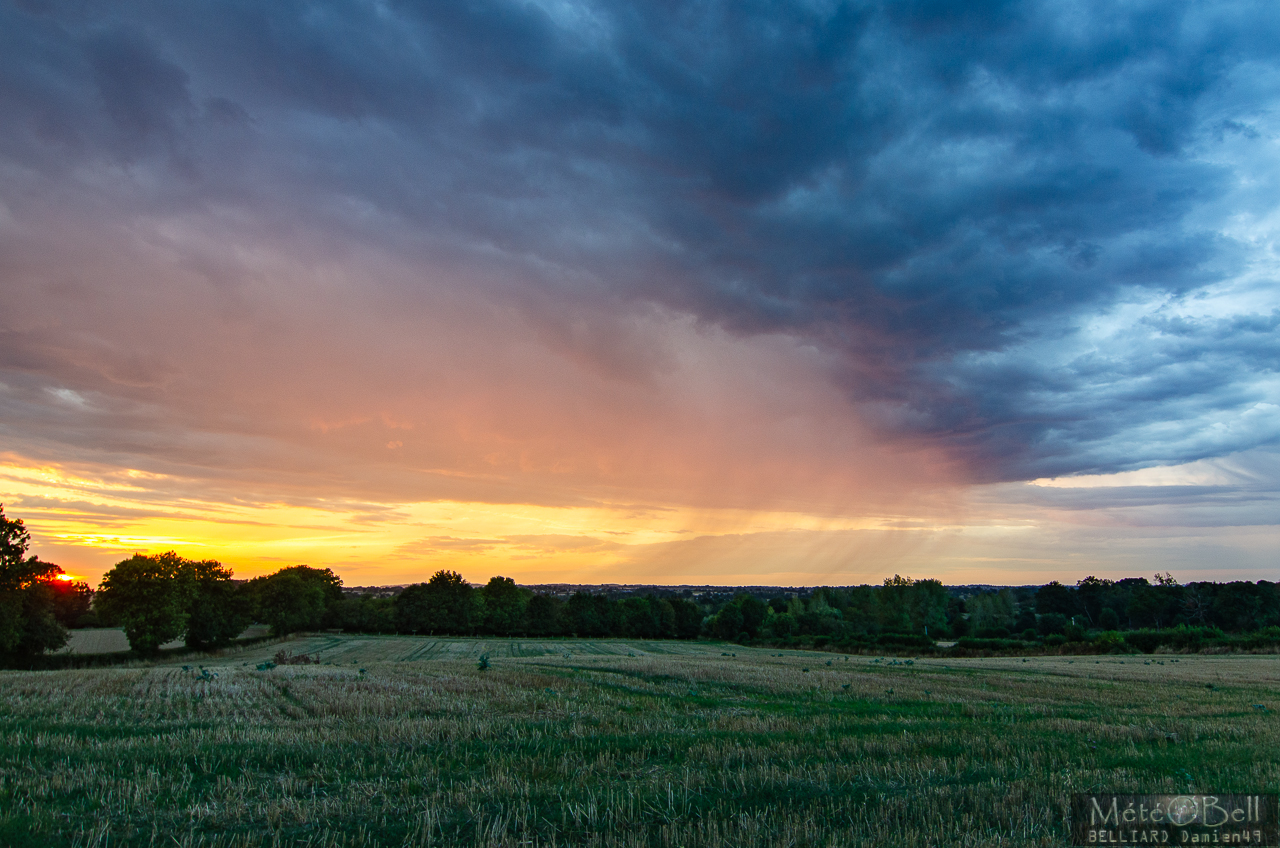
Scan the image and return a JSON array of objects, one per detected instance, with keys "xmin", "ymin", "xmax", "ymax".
[
  {"xmin": 2, "ymin": 636, "xmax": 1278, "ymax": 847},
  {"xmin": 58, "ymin": 626, "xmax": 273, "ymax": 655}
]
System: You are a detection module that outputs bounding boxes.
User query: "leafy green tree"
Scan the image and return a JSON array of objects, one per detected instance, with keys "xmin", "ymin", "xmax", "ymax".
[
  {"xmin": 50, "ymin": 579, "xmax": 94, "ymax": 627},
  {"xmin": 525, "ymin": 593, "xmax": 564, "ymax": 635},
  {"xmin": 618, "ymin": 595, "xmax": 675, "ymax": 639},
  {"xmin": 737, "ymin": 595, "xmax": 767, "ymax": 638},
  {"xmin": 1035, "ymin": 581, "xmax": 1078, "ymax": 616},
  {"xmin": 565, "ymin": 591, "xmax": 613, "ymax": 637},
  {"xmin": 967, "ymin": 589, "xmax": 1016, "ymax": 635},
  {"xmin": 1127, "ymin": 582, "xmax": 1181, "ymax": 629},
  {"xmin": 946, "ymin": 596, "xmax": 968, "ymax": 637},
  {"xmin": 394, "ymin": 570, "xmax": 478, "ymax": 635},
  {"xmin": 670, "ymin": 597, "xmax": 704, "ymax": 639},
  {"xmin": 710, "ymin": 603, "xmax": 744, "ymax": 641},
  {"xmin": 333, "ymin": 594, "xmax": 397, "ymax": 633},
  {"xmin": 248, "ymin": 565, "xmax": 343, "ymax": 636},
  {"xmin": 480, "ymin": 576, "xmax": 527, "ymax": 635},
  {"xmin": 1075, "ymin": 576, "xmax": 1114, "ymax": 626},
  {"xmin": 395, "ymin": 583, "xmax": 432, "ymax": 632},
  {"xmin": 877, "ymin": 575, "xmax": 916, "ymax": 632},
  {"xmin": 763, "ymin": 609, "xmax": 797, "ymax": 639},
  {"xmin": 185, "ymin": 560, "xmax": 250, "ymax": 649},
  {"xmin": 0, "ymin": 506, "xmax": 70, "ymax": 657},
  {"xmin": 797, "ymin": 591, "xmax": 843, "ymax": 637},
  {"xmin": 1209, "ymin": 581, "xmax": 1278, "ymax": 632},
  {"xmin": 96, "ymin": 552, "xmax": 196, "ymax": 655},
  {"xmin": 905, "ymin": 579, "xmax": 950, "ymax": 635}
]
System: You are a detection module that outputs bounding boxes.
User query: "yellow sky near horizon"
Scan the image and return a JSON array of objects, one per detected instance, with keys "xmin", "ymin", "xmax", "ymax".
[
  {"xmin": 0, "ymin": 455, "xmax": 910, "ymax": 585},
  {"xmin": 6, "ymin": 453, "xmax": 1278, "ymax": 590}
]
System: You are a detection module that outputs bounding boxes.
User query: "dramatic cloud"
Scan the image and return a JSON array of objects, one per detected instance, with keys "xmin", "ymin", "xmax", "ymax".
[{"xmin": 2, "ymin": 0, "xmax": 1279, "ymax": 581}]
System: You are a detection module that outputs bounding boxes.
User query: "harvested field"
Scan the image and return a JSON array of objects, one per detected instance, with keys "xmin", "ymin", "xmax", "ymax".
[
  {"xmin": 59, "ymin": 625, "xmax": 272, "ymax": 655},
  {"xmin": 2, "ymin": 635, "xmax": 1277, "ymax": 847}
]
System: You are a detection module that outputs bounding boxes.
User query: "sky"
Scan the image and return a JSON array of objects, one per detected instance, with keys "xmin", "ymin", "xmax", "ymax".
[{"xmin": 2, "ymin": 0, "xmax": 1280, "ymax": 588}]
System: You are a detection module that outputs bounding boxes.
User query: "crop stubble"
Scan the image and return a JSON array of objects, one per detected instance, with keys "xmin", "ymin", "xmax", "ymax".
[{"xmin": 1, "ymin": 636, "xmax": 1276, "ymax": 847}]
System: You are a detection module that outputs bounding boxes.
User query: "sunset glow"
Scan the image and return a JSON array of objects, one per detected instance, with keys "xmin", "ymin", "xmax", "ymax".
[{"xmin": 2, "ymin": 2, "xmax": 1280, "ymax": 588}]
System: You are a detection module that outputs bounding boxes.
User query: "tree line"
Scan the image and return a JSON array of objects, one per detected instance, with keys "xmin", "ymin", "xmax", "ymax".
[
  {"xmin": 1031, "ymin": 574, "xmax": 1280, "ymax": 634},
  {"xmin": 6, "ymin": 503, "xmax": 1280, "ymax": 659}
]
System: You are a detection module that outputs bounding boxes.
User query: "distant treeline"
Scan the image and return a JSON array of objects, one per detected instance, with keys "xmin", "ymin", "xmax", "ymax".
[{"xmin": 6, "ymin": 504, "xmax": 1280, "ymax": 659}]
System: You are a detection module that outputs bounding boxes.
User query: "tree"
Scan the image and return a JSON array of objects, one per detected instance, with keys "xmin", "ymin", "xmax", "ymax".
[
  {"xmin": 333, "ymin": 594, "xmax": 397, "ymax": 633},
  {"xmin": 565, "ymin": 591, "xmax": 613, "ymax": 637},
  {"xmin": 710, "ymin": 603, "xmax": 744, "ymax": 641},
  {"xmin": 764, "ymin": 609, "xmax": 797, "ymax": 639},
  {"xmin": 0, "ymin": 505, "xmax": 70, "ymax": 657},
  {"xmin": 184, "ymin": 560, "xmax": 250, "ymax": 649},
  {"xmin": 395, "ymin": 583, "xmax": 433, "ymax": 632},
  {"xmin": 49, "ymin": 579, "xmax": 94, "ymax": 627},
  {"xmin": 1075, "ymin": 576, "xmax": 1114, "ymax": 625},
  {"xmin": 394, "ymin": 570, "xmax": 478, "ymax": 635},
  {"xmin": 525, "ymin": 593, "xmax": 564, "ymax": 635},
  {"xmin": 877, "ymin": 575, "xmax": 916, "ymax": 633},
  {"xmin": 1036, "ymin": 581, "xmax": 1078, "ymax": 617},
  {"xmin": 96, "ymin": 552, "xmax": 195, "ymax": 655},
  {"xmin": 1210, "ymin": 582, "xmax": 1278, "ymax": 632},
  {"xmin": 248, "ymin": 565, "xmax": 343, "ymax": 636},
  {"xmin": 670, "ymin": 597, "xmax": 704, "ymax": 640},
  {"xmin": 905, "ymin": 579, "xmax": 950, "ymax": 635},
  {"xmin": 967, "ymin": 590, "xmax": 1016, "ymax": 635},
  {"xmin": 618, "ymin": 595, "xmax": 676, "ymax": 639},
  {"xmin": 737, "ymin": 595, "xmax": 768, "ymax": 639},
  {"xmin": 480, "ymin": 576, "xmax": 527, "ymax": 635},
  {"xmin": 1127, "ymin": 582, "xmax": 1183, "ymax": 630}
]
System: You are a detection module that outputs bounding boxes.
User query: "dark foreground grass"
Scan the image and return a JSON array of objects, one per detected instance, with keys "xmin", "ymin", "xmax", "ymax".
[{"xmin": 1, "ymin": 636, "xmax": 1277, "ymax": 847}]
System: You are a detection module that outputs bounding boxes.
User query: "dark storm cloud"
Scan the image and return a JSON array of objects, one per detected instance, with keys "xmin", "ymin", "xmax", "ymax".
[{"xmin": 3, "ymin": 0, "xmax": 1279, "ymax": 482}]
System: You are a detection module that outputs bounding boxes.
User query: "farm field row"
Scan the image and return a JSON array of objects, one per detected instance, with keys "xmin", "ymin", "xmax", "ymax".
[{"xmin": 3, "ymin": 635, "xmax": 1278, "ymax": 847}]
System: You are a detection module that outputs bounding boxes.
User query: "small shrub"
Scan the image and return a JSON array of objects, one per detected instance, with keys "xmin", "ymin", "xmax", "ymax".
[
  {"xmin": 1094, "ymin": 631, "xmax": 1127, "ymax": 653},
  {"xmin": 1124, "ymin": 630, "xmax": 1166, "ymax": 654}
]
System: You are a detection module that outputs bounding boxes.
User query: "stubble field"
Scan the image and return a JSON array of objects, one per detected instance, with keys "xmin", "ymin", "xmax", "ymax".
[{"xmin": 2, "ymin": 635, "xmax": 1277, "ymax": 847}]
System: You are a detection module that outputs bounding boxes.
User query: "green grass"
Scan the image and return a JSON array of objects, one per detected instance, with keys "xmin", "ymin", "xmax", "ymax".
[{"xmin": 1, "ymin": 636, "xmax": 1278, "ymax": 846}]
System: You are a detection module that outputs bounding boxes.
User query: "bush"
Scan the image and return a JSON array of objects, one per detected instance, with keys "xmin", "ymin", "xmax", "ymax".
[
  {"xmin": 1168, "ymin": 625, "xmax": 1224, "ymax": 650},
  {"xmin": 1094, "ymin": 631, "xmax": 1127, "ymax": 653},
  {"xmin": 1064, "ymin": 623, "xmax": 1086, "ymax": 642},
  {"xmin": 1124, "ymin": 630, "xmax": 1166, "ymax": 654}
]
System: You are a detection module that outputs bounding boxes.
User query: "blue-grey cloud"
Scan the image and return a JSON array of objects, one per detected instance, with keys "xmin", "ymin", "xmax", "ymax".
[{"xmin": 2, "ymin": 0, "xmax": 1280, "ymax": 484}]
